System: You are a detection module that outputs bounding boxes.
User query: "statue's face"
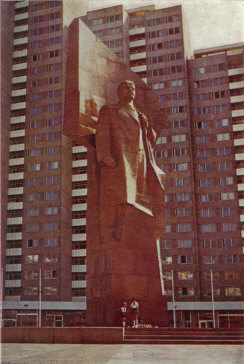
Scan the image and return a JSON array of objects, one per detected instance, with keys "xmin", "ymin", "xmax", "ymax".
[{"xmin": 118, "ymin": 81, "xmax": 136, "ymax": 102}]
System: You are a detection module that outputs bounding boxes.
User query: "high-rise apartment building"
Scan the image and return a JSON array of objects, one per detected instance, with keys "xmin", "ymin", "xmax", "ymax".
[{"xmin": 1, "ymin": 1, "xmax": 243, "ymax": 328}]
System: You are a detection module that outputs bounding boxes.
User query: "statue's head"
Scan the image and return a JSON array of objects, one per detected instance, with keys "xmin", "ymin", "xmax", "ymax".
[{"xmin": 117, "ymin": 80, "xmax": 136, "ymax": 103}]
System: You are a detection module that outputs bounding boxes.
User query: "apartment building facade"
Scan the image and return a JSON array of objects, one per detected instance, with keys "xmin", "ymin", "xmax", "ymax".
[{"xmin": 1, "ymin": 1, "xmax": 243, "ymax": 328}]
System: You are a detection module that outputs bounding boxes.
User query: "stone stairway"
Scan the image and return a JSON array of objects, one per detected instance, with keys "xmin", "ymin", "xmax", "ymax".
[{"xmin": 123, "ymin": 327, "xmax": 244, "ymax": 344}]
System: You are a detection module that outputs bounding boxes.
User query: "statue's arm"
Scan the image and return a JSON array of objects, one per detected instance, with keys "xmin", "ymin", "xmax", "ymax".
[{"xmin": 96, "ymin": 105, "xmax": 116, "ymax": 168}]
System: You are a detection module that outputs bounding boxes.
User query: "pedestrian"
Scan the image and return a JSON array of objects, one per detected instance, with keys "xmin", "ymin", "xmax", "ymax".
[
  {"xmin": 120, "ymin": 302, "xmax": 128, "ymax": 327},
  {"xmin": 130, "ymin": 298, "xmax": 139, "ymax": 328}
]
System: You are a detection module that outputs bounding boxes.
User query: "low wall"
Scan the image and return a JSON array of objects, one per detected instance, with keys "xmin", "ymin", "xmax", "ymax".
[{"xmin": 2, "ymin": 327, "xmax": 124, "ymax": 344}]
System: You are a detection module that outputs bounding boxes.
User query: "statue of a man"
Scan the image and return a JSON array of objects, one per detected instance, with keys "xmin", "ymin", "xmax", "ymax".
[{"xmin": 95, "ymin": 80, "xmax": 165, "ymax": 242}]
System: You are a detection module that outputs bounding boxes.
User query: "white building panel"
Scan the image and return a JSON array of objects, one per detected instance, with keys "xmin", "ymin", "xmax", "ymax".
[
  {"xmin": 6, "ymin": 248, "xmax": 22, "ymax": 256},
  {"xmin": 5, "ymin": 264, "xmax": 22, "ymax": 272},
  {"xmin": 72, "ymin": 218, "xmax": 86, "ymax": 226},
  {"xmin": 72, "ymin": 281, "xmax": 86, "ymax": 289},
  {"xmin": 72, "ymin": 189, "xmax": 87, "ymax": 197},
  {"xmin": 72, "ymin": 249, "xmax": 86, "ymax": 257},
  {"xmin": 72, "ymin": 233, "xmax": 86, "ymax": 241},
  {"xmin": 8, "ymin": 187, "xmax": 24, "ymax": 196},
  {"xmin": 8, "ymin": 172, "xmax": 24, "ymax": 181},
  {"xmin": 5, "ymin": 280, "xmax": 21, "ymax": 288},
  {"xmin": 6, "ymin": 233, "xmax": 22, "ymax": 240},
  {"xmin": 10, "ymin": 115, "xmax": 25, "ymax": 124},
  {"xmin": 7, "ymin": 217, "xmax": 23, "ymax": 225},
  {"xmin": 7, "ymin": 202, "xmax": 23, "ymax": 210},
  {"xmin": 72, "ymin": 203, "xmax": 87, "ymax": 211},
  {"xmin": 9, "ymin": 158, "xmax": 24, "ymax": 166},
  {"xmin": 72, "ymin": 160, "xmax": 87, "ymax": 168},
  {"xmin": 72, "ymin": 265, "xmax": 87, "ymax": 273}
]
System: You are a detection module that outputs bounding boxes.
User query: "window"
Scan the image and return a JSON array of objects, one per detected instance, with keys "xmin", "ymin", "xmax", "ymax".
[
  {"xmin": 217, "ymin": 147, "xmax": 231, "ymax": 156},
  {"xmin": 194, "ymin": 107, "xmax": 209, "ymax": 116},
  {"xmin": 44, "ymin": 222, "xmax": 58, "ymax": 231},
  {"xmin": 27, "ymin": 239, "xmax": 39, "ymax": 248},
  {"xmin": 27, "ymin": 223, "xmax": 39, "ymax": 232},
  {"xmin": 175, "ymin": 178, "xmax": 189, "ymax": 187},
  {"xmin": 155, "ymin": 150, "xmax": 168, "ymax": 159},
  {"xmin": 27, "ymin": 193, "xmax": 40, "ymax": 201},
  {"xmin": 28, "ymin": 163, "xmax": 41, "ymax": 172},
  {"xmin": 28, "ymin": 149, "xmax": 41, "ymax": 157},
  {"xmin": 152, "ymin": 82, "xmax": 165, "ymax": 90},
  {"xmin": 177, "ymin": 240, "xmax": 192, "ymax": 248},
  {"xmin": 25, "ymin": 255, "xmax": 39, "ymax": 263},
  {"xmin": 221, "ymin": 207, "xmax": 236, "ymax": 217},
  {"xmin": 172, "ymin": 148, "xmax": 187, "ymax": 157},
  {"xmin": 44, "ymin": 254, "xmax": 58, "ymax": 263},
  {"xmin": 178, "ymin": 256, "xmax": 193, "ymax": 264},
  {"xmin": 223, "ymin": 255, "xmax": 238, "ymax": 264},
  {"xmin": 45, "ymin": 176, "xmax": 58, "ymax": 185},
  {"xmin": 172, "ymin": 135, "xmax": 186, "ymax": 143},
  {"xmin": 45, "ymin": 207, "xmax": 58, "ymax": 215},
  {"xmin": 202, "ymin": 256, "xmax": 217, "ymax": 264},
  {"xmin": 24, "ymin": 271, "xmax": 38, "ymax": 280},
  {"xmin": 174, "ymin": 163, "xmax": 188, "ymax": 171},
  {"xmin": 222, "ymin": 239, "xmax": 237, "ymax": 248},
  {"xmin": 170, "ymin": 80, "xmax": 183, "ymax": 87},
  {"xmin": 175, "ymin": 193, "xmax": 189, "ymax": 202},
  {"xmin": 221, "ymin": 192, "xmax": 234, "ymax": 200},
  {"xmin": 161, "ymin": 256, "xmax": 172, "ymax": 264},
  {"xmin": 178, "ymin": 287, "xmax": 194, "ymax": 296},
  {"xmin": 203, "ymin": 287, "xmax": 220, "ymax": 296},
  {"xmin": 178, "ymin": 271, "xmax": 193, "ymax": 280},
  {"xmin": 45, "ymin": 238, "xmax": 58, "ymax": 247},
  {"xmin": 201, "ymin": 240, "xmax": 217, "ymax": 248},
  {"xmin": 29, "ymin": 121, "xmax": 41, "ymax": 129},
  {"xmin": 160, "ymin": 240, "xmax": 172, "ymax": 249},
  {"xmin": 195, "ymin": 136, "xmax": 210, "ymax": 144},
  {"xmin": 46, "ymin": 147, "xmax": 59, "ymax": 155},
  {"xmin": 217, "ymin": 133, "xmax": 230, "ymax": 141},
  {"xmin": 45, "ymin": 191, "xmax": 58, "ymax": 200},
  {"xmin": 195, "ymin": 121, "xmax": 209, "ymax": 129},
  {"xmin": 177, "ymin": 224, "xmax": 191, "ymax": 232},
  {"xmin": 198, "ymin": 164, "xmax": 211, "ymax": 172},
  {"xmin": 27, "ymin": 178, "xmax": 40, "ymax": 187},
  {"xmin": 29, "ymin": 135, "xmax": 41, "ymax": 142},
  {"xmin": 165, "ymin": 225, "xmax": 171, "ymax": 233},
  {"xmin": 222, "ymin": 223, "xmax": 236, "ymax": 232},
  {"xmin": 46, "ymin": 161, "xmax": 59, "ymax": 170},
  {"xmin": 44, "ymin": 287, "xmax": 57, "ymax": 295},
  {"xmin": 27, "ymin": 208, "xmax": 40, "ymax": 217},
  {"xmin": 215, "ymin": 118, "xmax": 229, "ymax": 127},
  {"xmin": 176, "ymin": 208, "xmax": 190, "ymax": 217},
  {"xmin": 200, "ymin": 194, "xmax": 214, "ymax": 202},
  {"xmin": 46, "ymin": 118, "xmax": 60, "ymax": 127},
  {"xmin": 162, "ymin": 272, "xmax": 172, "ymax": 280},
  {"xmin": 214, "ymin": 105, "xmax": 227, "ymax": 113},
  {"xmin": 224, "ymin": 272, "xmax": 240, "ymax": 280},
  {"xmin": 219, "ymin": 177, "xmax": 233, "ymax": 185},
  {"xmin": 199, "ymin": 179, "xmax": 213, "ymax": 188},
  {"xmin": 165, "ymin": 195, "xmax": 170, "ymax": 202},
  {"xmin": 172, "ymin": 119, "xmax": 186, "ymax": 128},
  {"xmin": 43, "ymin": 270, "xmax": 57, "ymax": 279},
  {"xmin": 201, "ymin": 224, "xmax": 216, "ymax": 233},
  {"xmin": 156, "ymin": 136, "xmax": 167, "ymax": 144},
  {"xmin": 202, "ymin": 271, "xmax": 220, "ymax": 280},
  {"xmin": 225, "ymin": 287, "xmax": 241, "ymax": 296},
  {"xmin": 200, "ymin": 209, "xmax": 215, "ymax": 217},
  {"xmin": 24, "ymin": 287, "xmax": 38, "ymax": 296}
]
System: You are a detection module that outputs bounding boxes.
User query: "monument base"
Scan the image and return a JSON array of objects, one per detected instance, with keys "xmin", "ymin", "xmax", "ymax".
[{"xmin": 86, "ymin": 206, "xmax": 168, "ymax": 327}]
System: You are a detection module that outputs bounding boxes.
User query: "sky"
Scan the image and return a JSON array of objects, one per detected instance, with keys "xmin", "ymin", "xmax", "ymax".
[{"xmin": 88, "ymin": 0, "xmax": 244, "ymax": 55}]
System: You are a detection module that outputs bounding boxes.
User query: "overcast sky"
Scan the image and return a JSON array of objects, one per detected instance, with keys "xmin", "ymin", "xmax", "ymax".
[{"xmin": 88, "ymin": 0, "xmax": 244, "ymax": 55}]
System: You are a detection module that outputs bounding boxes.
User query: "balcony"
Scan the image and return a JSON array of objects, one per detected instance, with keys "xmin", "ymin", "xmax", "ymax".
[
  {"xmin": 6, "ymin": 248, "xmax": 22, "ymax": 256},
  {"xmin": 72, "ymin": 281, "xmax": 86, "ymax": 289},
  {"xmin": 72, "ymin": 218, "xmax": 86, "ymax": 226},
  {"xmin": 12, "ymin": 75, "xmax": 27, "ymax": 84},
  {"xmin": 72, "ymin": 160, "xmax": 87, "ymax": 168},
  {"xmin": 233, "ymin": 124, "xmax": 244, "ymax": 132},
  {"xmin": 239, "ymin": 199, "xmax": 244, "ymax": 207},
  {"xmin": 13, "ymin": 63, "xmax": 27, "ymax": 72},
  {"xmin": 11, "ymin": 89, "xmax": 27, "ymax": 97},
  {"xmin": 72, "ymin": 174, "xmax": 87, "ymax": 182},
  {"xmin": 228, "ymin": 67, "xmax": 244, "ymax": 76},
  {"xmin": 6, "ymin": 232, "xmax": 22, "ymax": 240},
  {"xmin": 240, "ymin": 215, "xmax": 244, "ymax": 222},
  {"xmin": 229, "ymin": 81, "xmax": 244, "ymax": 90},
  {"xmin": 8, "ymin": 172, "xmax": 24, "ymax": 181},
  {"xmin": 13, "ymin": 37, "xmax": 28, "ymax": 46},
  {"xmin": 8, "ymin": 202, "xmax": 23, "ymax": 210},
  {"xmin": 9, "ymin": 158, "xmax": 25, "ymax": 166},
  {"xmin": 8, "ymin": 188, "xmax": 24, "ymax": 196},
  {"xmin": 10, "ymin": 115, "xmax": 25, "ymax": 124},
  {"xmin": 72, "ymin": 233, "xmax": 86, "ymax": 242},
  {"xmin": 14, "ymin": 13, "xmax": 28, "ymax": 21},
  {"xmin": 4, "ymin": 296, "xmax": 21, "ymax": 301},
  {"xmin": 7, "ymin": 217, "xmax": 23, "ymax": 225},
  {"xmin": 11, "ymin": 102, "xmax": 26, "ymax": 111},
  {"xmin": 9, "ymin": 144, "xmax": 25, "ymax": 152},
  {"xmin": 72, "ymin": 203, "xmax": 87, "ymax": 211},
  {"xmin": 5, "ymin": 264, "xmax": 22, "ymax": 272},
  {"xmin": 130, "ymin": 52, "xmax": 147, "ymax": 61},
  {"xmin": 236, "ymin": 168, "xmax": 244, "ymax": 176},
  {"xmin": 234, "ymin": 138, "xmax": 244, "ymax": 147},
  {"xmin": 72, "ymin": 189, "xmax": 87, "ymax": 197},
  {"xmin": 5, "ymin": 280, "xmax": 21, "ymax": 288},
  {"xmin": 72, "ymin": 146, "xmax": 87, "ymax": 153},
  {"xmin": 72, "ymin": 265, "xmax": 87, "ymax": 273},
  {"xmin": 230, "ymin": 95, "xmax": 244, "ymax": 103},
  {"xmin": 235, "ymin": 153, "xmax": 244, "ymax": 161},
  {"xmin": 129, "ymin": 39, "xmax": 146, "ymax": 48},
  {"xmin": 238, "ymin": 183, "xmax": 244, "ymax": 191},
  {"xmin": 242, "ymin": 231, "xmax": 244, "ymax": 238},
  {"xmin": 232, "ymin": 109, "xmax": 244, "ymax": 118},
  {"xmin": 10, "ymin": 130, "xmax": 25, "ymax": 138},
  {"xmin": 14, "ymin": 24, "xmax": 28, "ymax": 33},
  {"xmin": 129, "ymin": 27, "xmax": 146, "ymax": 36},
  {"xmin": 72, "ymin": 249, "xmax": 86, "ymax": 257},
  {"xmin": 13, "ymin": 49, "xmax": 27, "ymax": 58},
  {"xmin": 15, "ymin": 0, "xmax": 29, "ymax": 9},
  {"xmin": 130, "ymin": 64, "xmax": 147, "ymax": 73}
]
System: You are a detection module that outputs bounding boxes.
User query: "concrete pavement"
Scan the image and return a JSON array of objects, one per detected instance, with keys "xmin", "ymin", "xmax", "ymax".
[{"xmin": 1, "ymin": 343, "xmax": 244, "ymax": 364}]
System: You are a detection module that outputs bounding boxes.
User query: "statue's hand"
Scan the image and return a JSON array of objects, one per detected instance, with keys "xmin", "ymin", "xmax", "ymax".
[
  {"xmin": 139, "ymin": 114, "xmax": 149, "ymax": 128},
  {"xmin": 102, "ymin": 156, "xmax": 117, "ymax": 168}
]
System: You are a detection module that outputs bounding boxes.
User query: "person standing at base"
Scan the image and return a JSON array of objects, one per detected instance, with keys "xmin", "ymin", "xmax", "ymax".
[
  {"xmin": 130, "ymin": 298, "xmax": 139, "ymax": 328},
  {"xmin": 120, "ymin": 302, "xmax": 128, "ymax": 327}
]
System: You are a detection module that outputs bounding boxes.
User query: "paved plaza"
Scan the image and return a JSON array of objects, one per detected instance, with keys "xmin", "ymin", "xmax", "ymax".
[{"xmin": 1, "ymin": 344, "xmax": 244, "ymax": 364}]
